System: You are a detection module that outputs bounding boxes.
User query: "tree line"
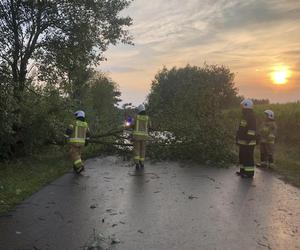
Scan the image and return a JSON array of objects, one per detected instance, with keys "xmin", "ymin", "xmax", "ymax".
[
  {"xmin": 0, "ymin": 0, "xmax": 132, "ymax": 159},
  {"xmin": 1, "ymin": 1, "xmax": 272, "ymax": 165}
]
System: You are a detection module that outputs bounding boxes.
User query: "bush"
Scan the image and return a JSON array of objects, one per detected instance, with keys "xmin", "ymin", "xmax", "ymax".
[{"xmin": 147, "ymin": 64, "xmax": 239, "ymax": 165}]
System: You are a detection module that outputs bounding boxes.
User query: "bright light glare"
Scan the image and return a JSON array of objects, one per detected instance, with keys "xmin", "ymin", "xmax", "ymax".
[{"xmin": 272, "ymin": 66, "xmax": 290, "ymax": 85}]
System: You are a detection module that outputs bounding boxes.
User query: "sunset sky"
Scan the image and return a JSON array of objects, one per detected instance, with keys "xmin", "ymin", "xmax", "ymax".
[{"xmin": 100, "ymin": 0, "xmax": 300, "ymax": 105}]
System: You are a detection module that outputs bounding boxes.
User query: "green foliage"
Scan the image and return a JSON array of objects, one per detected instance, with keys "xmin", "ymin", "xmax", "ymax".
[
  {"xmin": 0, "ymin": 71, "xmax": 122, "ymax": 160},
  {"xmin": 82, "ymin": 73, "xmax": 123, "ymax": 135},
  {"xmin": 0, "ymin": 0, "xmax": 132, "ymax": 159},
  {"xmin": 147, "ymin": 64, "xmax": 239, "ymax": 165}
]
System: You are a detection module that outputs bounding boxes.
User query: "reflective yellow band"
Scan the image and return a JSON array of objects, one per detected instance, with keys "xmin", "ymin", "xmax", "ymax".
[
  {"xmin": 240, "ymin": 120, "xmax": 247, "ymax": 127},
  {"xmin": 244, "ymin": 167, "xmax": 255, "ymax": 172},
  {"xmin": 136, "ymin": 115, "xmax": 149, "ymax": 121},
  {"xmin": 134, "ymin": 156, "xmax": 140, "ymax": 160},
  {"xmin": 69, "ymin": 138, "xmax": 85, "ymax": 144},
  {"xmin": 140, "ymin": 158, "xmax": 145, "ymax": 161},
  {"xmin": 74, "ymin": 159, "xmax": 82, "ymax": 166},
  {"xmin": 133, "ymin": 131, "xmax": 148, "ymax": 136},
  {"xmin": 247, "ymin": 130, "xmax": 256, "ymax": 136},
  {"xmin": 238, "ymin": 140, "xmax": 256, "ymax": 146},
  {"xmin": 76, "ymin": 120, "xmax": 88, "ymax": 128}
]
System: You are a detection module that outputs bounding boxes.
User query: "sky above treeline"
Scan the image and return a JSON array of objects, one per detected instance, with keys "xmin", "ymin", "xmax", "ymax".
[{"xmin": 101, "ymin": 0, "xmax": 300, "ymax": 105}]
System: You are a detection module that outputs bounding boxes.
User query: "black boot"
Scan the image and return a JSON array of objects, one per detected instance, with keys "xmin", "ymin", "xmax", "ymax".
[
  {"xmin": 139, "ymin": 161, "xmax": 144, "ymax": 168},
  {"xmin": 135, "ymin": 163, "xmax": 140, "ymax": 170},
  {"xmin": 74, "ymin": 165, "xmax": 84, "ymax": 174}
]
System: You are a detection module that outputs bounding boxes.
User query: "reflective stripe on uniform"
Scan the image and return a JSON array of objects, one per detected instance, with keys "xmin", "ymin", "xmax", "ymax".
[
  {"xmin": 76, "ymin": 120, "xmax": 88, "ymax": 128},
  {"xmin": 69, "ymin": 138, "xmax": 85, "ymax": 144},
  {"xmin": 268, "ymin": 134, "xmax": 275, "ymax": 144},
  {"xmin": 238, "ymin": 140, "xmax": 256, "ymax": 146},
  {"xmin": 74, "ymin": 159, "xmax": 82, "ymax": 166},
  {"xmin": 240, "ymin": 120, "xmax": 247, "ymax": 127},
  {"xmin": 134, "ymin": 156, "xmax": 140, "ymax": 160},
  {"xmin": 139, "ymin": 158, "xmax": 145, "ymax": 162},
  {"xmin": 244, "ymin": 166, "xmax": 255, "ymax": 172},
  {"xmin": 247, "ymin": 130, "xmax": 256, "ymax": 136},
  {"xmin": 69, "ymin": 120, "xmax": 88, "ymax": 144},
  {"xmin": 133, "ymin": 115, "xmax": 149, "ymax": 136},
  {"xmin": 133, "ymin": 131, "xmax": 148, "ymax": 136}
]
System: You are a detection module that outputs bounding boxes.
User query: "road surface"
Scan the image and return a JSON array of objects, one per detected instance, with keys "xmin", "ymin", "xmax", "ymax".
[{"xmin": 0, "ymin": 156, "xmax": 299, "ymax": 250}]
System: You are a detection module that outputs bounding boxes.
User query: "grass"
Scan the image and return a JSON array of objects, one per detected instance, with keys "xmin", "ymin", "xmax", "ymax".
[
  {"xmin": 0, "ymin": 144, "xmax": 105, "ymax": 214},
  {"xmin": 265, "ymin": 144, "xmax": 300, "ymax": 187}
]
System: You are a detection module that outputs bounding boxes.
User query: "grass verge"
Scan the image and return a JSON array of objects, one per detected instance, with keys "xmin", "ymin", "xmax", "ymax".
[
  {"xmin": 255, "ymin": 144, "xmax": 300, "ymax": 187},
  {"xmin": 0, "ymin": 144, "xmax": 105, "ymax": 214},
  {"xmin": 270, "ymin": 144, "xmax": 300, "ymax": 187}
]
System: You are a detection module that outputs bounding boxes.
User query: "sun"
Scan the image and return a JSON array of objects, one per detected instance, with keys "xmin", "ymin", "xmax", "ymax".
[{"xmin": 271, "ymin": 66, "xmax": 290, "ymax": 85}]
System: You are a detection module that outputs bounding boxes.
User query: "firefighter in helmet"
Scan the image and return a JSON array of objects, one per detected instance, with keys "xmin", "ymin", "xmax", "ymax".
[
  {"xmin": 236, "ymin": 99, "xmax": 257, "ymax": 178},
  {"xmin": 65, "ymin": 110, "xmax": 90, "ymax": 174},
  {"xmin": 257, "ymin": 110, "xmax": 277, "ymax": 168},
  {"xmin": 132, "ymin": 104, "xmax": 151, "ymax": 170}
]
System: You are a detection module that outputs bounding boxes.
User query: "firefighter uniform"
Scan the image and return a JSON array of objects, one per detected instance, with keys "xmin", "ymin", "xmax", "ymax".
[
  {"xmin": 259, "ymin": 120, "xmax": 277, "ymax": 167},
  {"xmin": 67, "ymin": 119, "xmax": 90, "ymax": 173},
  {"xmin": 132, "ymin": 114, "xmax": 150, "ymax": 168},
  {"xmin": 236, "ymin": 109, "xmax": 257, "ymax": 178}
]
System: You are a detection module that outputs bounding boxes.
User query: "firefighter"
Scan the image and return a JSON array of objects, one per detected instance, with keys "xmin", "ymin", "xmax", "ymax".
[
  {"xmin": 65, "ymin": 110, "xmax": 90, "ymax": 174},
  {"xmin": 132, "ymin": 104, "xmax": 150, "ymax": 170},
  {"xmin": 236, "ymin": 99, "xmax": 257, "ymax": 178},
  {"xmin": 257, "ymin": 110, "xmax": 277, "ymax": 168}
]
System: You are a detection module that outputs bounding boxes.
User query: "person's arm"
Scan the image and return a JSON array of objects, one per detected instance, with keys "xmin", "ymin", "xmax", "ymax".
[
  {"xmin": 268, "ymin": 122, "xmax": 277, "ymax": 143},
  {"xmin": 245, "ymin": 117, "xmax": 256, "ymax": 143},
  {"xmin": 236, "ymin": 119, "xmax": 246, "ymax": 144},
  {"xmin": 65, "ymin": 124, "xmax": 73, "ymax": 138},
  {"xmin": 86, "ymin": 126, "xmax": 91, "ymax": 138}
]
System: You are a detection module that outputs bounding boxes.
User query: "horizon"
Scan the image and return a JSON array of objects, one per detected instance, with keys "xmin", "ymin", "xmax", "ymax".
[{"xmin": 100, "ymin": 0, "xmax": 300, "ymax": 105}]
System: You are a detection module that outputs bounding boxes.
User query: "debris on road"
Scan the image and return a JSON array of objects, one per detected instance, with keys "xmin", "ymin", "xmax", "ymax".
[{"xmin": 111, "ymin": 237, "xmax": 121, "ymax": 244}]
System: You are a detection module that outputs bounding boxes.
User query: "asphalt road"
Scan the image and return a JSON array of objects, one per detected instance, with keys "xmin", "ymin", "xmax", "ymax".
[{"xmin": 0, "ymin": 156, "xmax": 299, "ymax": 250}]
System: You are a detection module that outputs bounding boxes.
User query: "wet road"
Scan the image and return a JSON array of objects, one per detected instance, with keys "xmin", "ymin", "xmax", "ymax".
[{"xmin": 0, "ymin": 156, "xmax": 299, "ymax": 250}]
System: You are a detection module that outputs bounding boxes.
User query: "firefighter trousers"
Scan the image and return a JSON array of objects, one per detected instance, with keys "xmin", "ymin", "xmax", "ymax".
[
  {"xmin": 133, "ymin": 140, "xmax": 146, "ymax": 164},
  {"xmin": 239, "ymin": 145, "xmax": 255, "ymax": 177},
  {"xmin": 260, "ymin": 143, "xmax": 274, "ymax": 165},
  {"xmin": 69, "ymin": 144, "xmax": 84, "ymax": 170}
]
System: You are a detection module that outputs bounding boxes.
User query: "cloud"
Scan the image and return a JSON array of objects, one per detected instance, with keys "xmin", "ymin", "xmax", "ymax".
[{"xmin": 101, "ymin": 0, "xmax": 300, "ymax": 104}]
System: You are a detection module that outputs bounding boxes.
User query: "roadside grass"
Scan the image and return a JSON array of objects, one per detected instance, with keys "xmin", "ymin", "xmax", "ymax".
[
  {"xmin": 265, "ymin": 144, "xmax": 300, "ymax": 187},
  {"xmin": 0, "ymin": 144, "xmax": 105, "ymax": 214}
]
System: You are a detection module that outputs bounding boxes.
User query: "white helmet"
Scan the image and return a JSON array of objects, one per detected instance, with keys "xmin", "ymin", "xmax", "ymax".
[
  {"xmin": 74, "ymin": 110, "xmax": 85, "ymax": 118},
  {"xmin": 137, "ymin": 104, "xmax": 145, "ymax": 113},
  {"xmin": 264, "ymin": 110, "xmax": 275, "ymax": 120},
  {"xmin": 240, "ymin": 99, "xmax": 254, "ymax": 109}
]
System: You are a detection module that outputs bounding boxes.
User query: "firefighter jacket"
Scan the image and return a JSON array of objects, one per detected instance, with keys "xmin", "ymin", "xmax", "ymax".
[
  {"xmin": 260, "ymin": 120, "xmax": 277, "ymax": 144},
  {"xmin": 132, "ymin": 114, "xmax": 150, "ymax": 141},
  {"xmin": 66, "ymin": 119, "xmax": 90, "ymax": 145},
  {"xmin": 236, "ymin": 110, "xmax": 257, "ymax": 146}
]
